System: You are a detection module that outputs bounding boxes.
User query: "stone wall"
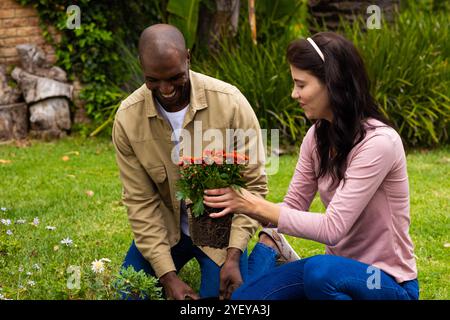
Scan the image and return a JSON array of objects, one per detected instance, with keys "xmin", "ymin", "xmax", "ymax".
[{"xmin": 0, "ymin": 0, "xmax": 57, "ymax": 66}]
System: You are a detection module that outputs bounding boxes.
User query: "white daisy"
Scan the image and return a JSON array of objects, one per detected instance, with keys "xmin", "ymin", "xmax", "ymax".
[
  {"xmin": 0, "ymin": 207, "xmax": 7, "ymax": 212},
  {"xmin": 26, "ymin": 272, "xmax": 32, "ymax": 276},
  {"xmin": 45, "ymin": 226, "xmax": 56, "ymax": 231},
  {"xmin": 6, "ymin": 230, "xmax": 12, "ymax": 236},
  {"xmin": 91, "ymin": 259, "xmax": 105, "ymax": 274},
  {"xmin": 32, "ymin": 264, "xmax": 41, "ymax": 270},
  {"xmin": 32, "ymin": 217, "xmax": 39, "ymax": 226},
  {"xmin": 60, "ymin": 238, "xmax": 73, "ymax": 246},
  {"xmin": 27, "ymin": 281, "xmax": 35, "ymax": 287}
]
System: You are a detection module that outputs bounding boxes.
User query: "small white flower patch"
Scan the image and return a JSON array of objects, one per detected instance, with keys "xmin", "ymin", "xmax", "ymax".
[
  {"xmin": 1, "ymin": 219, "xmax": 11, "ymax": 226},
  {"xmin": 27, "ymin": 281, "xmax": 35, "ymax": 287},
  {"xmin": 16, "ymin": 219, "xmax": 26, "ymax": 224},
  {"xmin": 1, "ymin": 207, "xmax": 7, "ymax": 212},
  {"xmin": 46, "ymin": 226, "xmax": 56, "ymax": 231},
  {"xmin": 32, "ymin": 217, "xmax": 39, "ymax": 226},
  {"xmin": 91, "ymin": 259, "xmax": 105, "ymax": 274},
  {"xmin": 32, "ymin": 264, "xmax": 41, "ymax": 271},
  {"xmin": 6, "ymin": 230, "xmax": 12, "ymax": 236},
  {"xmin": 60, "ymin": 238, "xmax": 73, "ymax": 246}
]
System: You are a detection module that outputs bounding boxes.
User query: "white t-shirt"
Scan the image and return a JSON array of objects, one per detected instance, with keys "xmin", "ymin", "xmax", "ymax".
[{"xmin": 156, "ymin": 100, "xmax": 191, "ymax": 236}]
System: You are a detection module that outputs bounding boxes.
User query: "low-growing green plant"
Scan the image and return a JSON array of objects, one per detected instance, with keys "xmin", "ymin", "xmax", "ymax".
[{"xmin": 113, "ymin": 265, "xmax": 163, "ymax": 300}]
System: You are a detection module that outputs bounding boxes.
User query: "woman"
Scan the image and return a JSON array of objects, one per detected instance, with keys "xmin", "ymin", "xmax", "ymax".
[{"xmin": 203, "ymin": 32, "xmax": 419, "ymax": 300}]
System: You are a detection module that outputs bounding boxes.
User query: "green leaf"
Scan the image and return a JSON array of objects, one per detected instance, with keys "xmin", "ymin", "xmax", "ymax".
[
  {"xmin": 220, "ymin": 173, "xmax": 229, "ymax": 180},
  {"xmin": 167, "ymin": 0, "xmax": 200, "ymax": 49},
  {"xmin": 192, "ymin": 199, "xmax": 204, "ymax": 217},
  {"xmin": 176, "ymin": 190, "xmax": 187, "ymax": 200}
]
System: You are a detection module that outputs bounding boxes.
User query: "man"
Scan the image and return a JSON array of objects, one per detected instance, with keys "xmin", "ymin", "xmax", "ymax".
[{"xmin": 112, "ymin": 24, "xmax": 267, "ymax": 300}]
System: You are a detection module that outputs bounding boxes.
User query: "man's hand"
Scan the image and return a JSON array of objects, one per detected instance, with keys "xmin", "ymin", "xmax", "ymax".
[
  {"xmin": 159, "ymin": 271, "xmax": 199, "ymax": 300},
  {"xmin": 219, "ymin": 248, "xmax": 243, "ymax": 300}
]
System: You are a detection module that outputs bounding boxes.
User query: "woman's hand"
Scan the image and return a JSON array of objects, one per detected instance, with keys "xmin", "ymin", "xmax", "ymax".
[{"xmin": 203, "ymin": 187, "xmax": 259, "ymax": 218}]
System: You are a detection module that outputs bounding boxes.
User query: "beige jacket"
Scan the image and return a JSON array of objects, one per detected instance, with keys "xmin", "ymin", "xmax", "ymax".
[{"xmin": 112, "ymin": 70, "xmax": 268, "ymax": 278}]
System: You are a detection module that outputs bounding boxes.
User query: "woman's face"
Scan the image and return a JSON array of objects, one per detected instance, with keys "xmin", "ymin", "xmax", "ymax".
[{"xmin": 290, "ymin": 65, "xmax": 332, "ymax": 122}]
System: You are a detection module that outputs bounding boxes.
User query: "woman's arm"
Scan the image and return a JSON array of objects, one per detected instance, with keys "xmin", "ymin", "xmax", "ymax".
[
  {"xmin": 204, "ymin": 187, "xmax": 281, "ymax": 225},
  {"xmin": 205, "ymin": 132, "xmax": 400, "ymax": 246},
  {"xmin": 282, "ymin": 125, "xmax": 318, "ymax": 212}
]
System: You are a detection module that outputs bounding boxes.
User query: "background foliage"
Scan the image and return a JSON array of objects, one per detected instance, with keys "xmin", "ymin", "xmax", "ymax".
[{"xmin": 18, "ymin": 0, "xmax": 449, "ymax": 147}]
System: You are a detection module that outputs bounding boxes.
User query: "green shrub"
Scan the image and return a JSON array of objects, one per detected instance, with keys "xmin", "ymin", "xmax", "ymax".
[
  {"xmin": 339, "ymin": 9, "xmax": 449, "ymax": 147},
  {"xmin": 194, "ymin": 2, "xmax": 449, "ymax": 147},
  {"xmin": 192, "ymin": 0, "xmax": 309, "ymax": 145},
  {"xmin": 113, "ymin": 266, "xmax": 163, "ymax": 300}
]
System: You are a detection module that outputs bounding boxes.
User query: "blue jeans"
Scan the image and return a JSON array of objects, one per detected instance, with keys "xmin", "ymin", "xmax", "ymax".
[
  {"xmin": 232, "ymin": 243, "xmax": 419, "ymax": 300},
  {"xmin": 121, "ymin": 232, "xmax": 248, "ymax": 298}
]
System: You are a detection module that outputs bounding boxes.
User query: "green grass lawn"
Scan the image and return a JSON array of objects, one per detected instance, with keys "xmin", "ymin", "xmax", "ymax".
[{"xmin": 0, "ymin": 137, "xmax": 448, "ymax": 300}]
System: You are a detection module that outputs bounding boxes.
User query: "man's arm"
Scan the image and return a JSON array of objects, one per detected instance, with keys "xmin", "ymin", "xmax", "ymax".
[{"xmin": 112, "ymin": 112, "xmax": 175, "ymax": 279}]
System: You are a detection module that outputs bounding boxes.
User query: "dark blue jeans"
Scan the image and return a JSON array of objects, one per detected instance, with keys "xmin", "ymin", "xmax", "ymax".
[
  {"xmin": 122, "ymin": 232, "xmax": 248, "ymax": 298},
  {"xmin": 232, "ymin": 243, "xmax": 419, "ymax": 300}
]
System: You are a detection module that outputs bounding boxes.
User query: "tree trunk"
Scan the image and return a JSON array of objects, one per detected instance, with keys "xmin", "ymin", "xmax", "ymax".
[{"xmin": 198, "ymin": 0, "xmax": 240, "ymax": 52}]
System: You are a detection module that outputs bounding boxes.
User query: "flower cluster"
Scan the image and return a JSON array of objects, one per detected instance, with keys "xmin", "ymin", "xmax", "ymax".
[
  {"xmin": 176, "ymin": 150, "xmax": 248, "ymax": 217},
  {"xmin": 178, "ymin": 150, "xmax": 248, "ymax": 166}
]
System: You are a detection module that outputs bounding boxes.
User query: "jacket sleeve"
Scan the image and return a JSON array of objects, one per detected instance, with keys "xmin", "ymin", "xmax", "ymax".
[
  {"xmin": 228, "ymin": 89, "xmax": 269, "ymax": 251},
  {"xmin": 112, "ymin": 111, "xmax": 176, "ymax": 278}
]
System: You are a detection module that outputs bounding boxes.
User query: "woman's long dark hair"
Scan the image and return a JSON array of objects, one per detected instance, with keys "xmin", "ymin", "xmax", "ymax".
[{"xmin": 286, "ymin": 32, "xmax": 393, "ymax": 188}]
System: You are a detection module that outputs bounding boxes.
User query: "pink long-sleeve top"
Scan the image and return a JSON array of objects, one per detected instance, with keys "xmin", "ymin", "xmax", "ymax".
[{"xmin": 277, "ymin": 118, "xmax": 417, "ymax": 283}]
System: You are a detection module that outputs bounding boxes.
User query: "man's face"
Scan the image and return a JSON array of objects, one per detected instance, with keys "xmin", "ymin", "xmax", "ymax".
[{"xmin": 141, "ymin": 50, "xmax": 190, "ymax": 110}]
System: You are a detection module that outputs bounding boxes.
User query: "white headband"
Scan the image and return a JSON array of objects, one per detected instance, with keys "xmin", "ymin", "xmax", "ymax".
[{"xmin": 306, "ymin": 37, "xmax": 325, "ymax": 62}]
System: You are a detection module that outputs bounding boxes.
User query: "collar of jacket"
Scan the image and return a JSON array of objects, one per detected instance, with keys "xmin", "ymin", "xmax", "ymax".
[{"xmin": 144, "ymin": 70, "xmax": 208, "ymax": 118}]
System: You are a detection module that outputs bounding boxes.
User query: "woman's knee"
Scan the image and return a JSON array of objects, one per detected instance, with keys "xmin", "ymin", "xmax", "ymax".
[{"xmin": 303, "ymin": 255, "xmax": 341, "ymax": 296}]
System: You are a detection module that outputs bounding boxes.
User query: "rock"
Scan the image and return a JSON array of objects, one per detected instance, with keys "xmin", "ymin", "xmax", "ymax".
[
  {"xmin": 0, "ymin": 65, "xmax": 22, "ymax": 105},
  {"xmin": 29, "ymin": 98, "xmax": 71, "ymax": 139},
  {"xmin": 16, "ymin": 44, "xmax": 67, "ymax": 82},
  {"xmin": 0, "ymin": 103, "xmax": 28, "ymax": 141},
  {"xmin": 11, "ymin": 67, "xmax": 73, "ymax": 104}
]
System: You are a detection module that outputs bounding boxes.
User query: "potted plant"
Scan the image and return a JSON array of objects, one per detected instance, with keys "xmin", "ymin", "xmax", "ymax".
[{"xmin": 176, "ymin": 150, "xmax": 248, "ymax": 248}]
